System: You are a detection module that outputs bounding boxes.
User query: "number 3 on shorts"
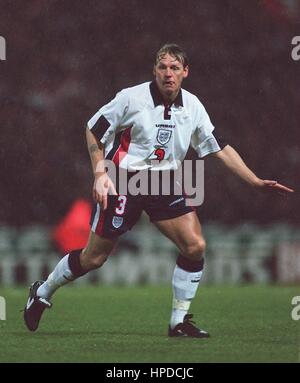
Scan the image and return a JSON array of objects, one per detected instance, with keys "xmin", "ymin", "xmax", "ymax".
[{"xmin": 115, "ymin": 195, "xmax": 127, "ymax": 215}]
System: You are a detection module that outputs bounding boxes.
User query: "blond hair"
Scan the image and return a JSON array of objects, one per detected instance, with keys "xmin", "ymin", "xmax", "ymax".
[{"xmin": 155, "ymin": 43, "xmax": 188, "ymax": 67}]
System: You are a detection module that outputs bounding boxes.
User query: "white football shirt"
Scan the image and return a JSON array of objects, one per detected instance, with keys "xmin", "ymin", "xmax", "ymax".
[{"xmin": 87, "ymin": 81, "xmax": 225, "ymax": 170}]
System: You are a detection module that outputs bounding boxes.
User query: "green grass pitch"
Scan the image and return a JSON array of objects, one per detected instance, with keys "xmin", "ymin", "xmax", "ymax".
[{"xmin": 0, "ymin": 285, "xmax": 299, "ymax": 363}]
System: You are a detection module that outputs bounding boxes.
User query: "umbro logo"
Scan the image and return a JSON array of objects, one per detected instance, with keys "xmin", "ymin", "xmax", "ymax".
[
  {"xmin": 26, "ymin": 297, "xmax": 34, "ymax": 310},
  {"xmin": 155, "ymin": 124, "xmax": 175, "ymax": 129}
]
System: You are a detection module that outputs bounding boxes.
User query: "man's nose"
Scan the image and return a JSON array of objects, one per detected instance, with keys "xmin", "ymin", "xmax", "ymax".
[{"xmin": 165, "ymin": 68, "xmax": 172, "ymax": 76}]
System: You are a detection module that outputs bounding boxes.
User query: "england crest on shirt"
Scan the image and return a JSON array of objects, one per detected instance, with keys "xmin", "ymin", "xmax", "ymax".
[
  {"xmin": 112, "ymin": 216, "xmax": 123, "ymax": 228},
  {"xmin": 156, "ymin": 129, "xmax": 172, "ymax": 146}
]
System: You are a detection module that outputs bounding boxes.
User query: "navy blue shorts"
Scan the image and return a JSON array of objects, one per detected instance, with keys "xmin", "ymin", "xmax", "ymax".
[{"xmin": 90, "ymin": 193, "xmax": 193, "ymax": 239}]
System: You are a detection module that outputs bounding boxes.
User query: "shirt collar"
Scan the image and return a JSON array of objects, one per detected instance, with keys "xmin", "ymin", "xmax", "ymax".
[{"xmin": 149, "ymin": 81, "xmax": 183, "ymax": 107}]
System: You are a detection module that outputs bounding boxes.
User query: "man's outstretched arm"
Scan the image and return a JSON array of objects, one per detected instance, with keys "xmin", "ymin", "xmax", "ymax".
[{"xmin": 212, "ymin": 145, "xmax": 294, "ymax": 195}]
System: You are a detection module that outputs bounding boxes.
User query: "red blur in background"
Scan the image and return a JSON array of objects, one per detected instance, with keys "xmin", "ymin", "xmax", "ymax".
[{"xmin": 53, "ymin": 199, "xmax": 91, "ymax": 254}]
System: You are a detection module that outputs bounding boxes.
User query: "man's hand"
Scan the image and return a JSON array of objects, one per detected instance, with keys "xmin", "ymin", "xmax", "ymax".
[
  {"xmin": 93, "ymin": 172, "xmax": 117, "ymax": 210},
  {"xmin": 254, "ymin": 179, "xmax": 294, "ymax": 196},
  {"xmin": 213, "ymin": 146, "xmax": 295, "ymax": 196}
]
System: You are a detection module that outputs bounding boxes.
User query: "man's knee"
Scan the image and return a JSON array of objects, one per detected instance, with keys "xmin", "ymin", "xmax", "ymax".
[
  {"xmin": 181, "ymin": 238, "xmax": 206, "ymax": 261},
  {"xmin": 81, "ymin": 248, "xmax": 110, "ymax": 270},
  {"xmin": 89, "ymin": 254, "xmax": 109, "ymax": 269},
  {"xmin": 80, "ymin": 232, "xmax": 115, "ymax": 271}
]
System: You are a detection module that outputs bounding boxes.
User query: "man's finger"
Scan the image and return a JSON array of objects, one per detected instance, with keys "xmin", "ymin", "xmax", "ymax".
[
  {"xmin": 263, "ymin": 180, "xmax": 278, "ymax": 186},
  {"xmin": 109, "ymin": 181, "xmax": 118, "ymax": 196},
  {"xmin": 102, "ymin": 194, "xmax": 108, "ymax": 210},
  {"xmin": 269, "ymin": 183, "xmax": 294, "ymax": 193}
]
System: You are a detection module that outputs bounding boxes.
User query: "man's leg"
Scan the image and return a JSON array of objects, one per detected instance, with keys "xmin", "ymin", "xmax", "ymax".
[
  {"xmin": 24, "ymin": 231, "xmax": 115, "ymax": 331},
  {"xmin": 154, "ymin": 211, "xmax": 209, "ymax": 338},
  {"xmin": 38, "ymin": 232, "xmax": 115, "ymax": 299}
]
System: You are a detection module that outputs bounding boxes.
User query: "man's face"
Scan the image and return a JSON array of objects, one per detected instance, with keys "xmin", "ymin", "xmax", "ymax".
[{"xmin": 153, "ymin": 53, "xmax": 189, "ymax": 101}]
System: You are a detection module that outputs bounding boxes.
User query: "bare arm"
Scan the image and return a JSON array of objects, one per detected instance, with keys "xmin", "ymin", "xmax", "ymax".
[
  {"xmin": 86, "ymin": 127, "xmax": 106, "ymax": 175},
  {"xmin": 86, "ymin": 127, "xmax": 116, "ymax": 209},
  {"xmin": 212, "ymin": 145, "xmax": 294, "ymax": 194}
]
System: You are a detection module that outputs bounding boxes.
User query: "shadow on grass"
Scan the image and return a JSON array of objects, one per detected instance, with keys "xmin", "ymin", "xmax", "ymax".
[{"xmin": 7, "ymin": 330, "xmax": 168, "ymax": 338}]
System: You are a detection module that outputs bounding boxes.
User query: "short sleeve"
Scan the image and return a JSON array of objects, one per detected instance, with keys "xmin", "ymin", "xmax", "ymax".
[
  {"xmin": 191, "ymin": 99, "xmax": 225, "ymax": 158},
  {"xmin": 87, "ymin": 90, "xmax": 129, "ymax": 144}
]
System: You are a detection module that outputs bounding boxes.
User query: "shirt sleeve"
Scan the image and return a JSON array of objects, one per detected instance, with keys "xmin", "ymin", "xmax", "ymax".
[
  {"xmin": 87, "ymin": 90, "xmax": 129, "ymax": 144},
  {"xmin": 191, "ymin": 98, "xmax": 227, "ymax": 158}
]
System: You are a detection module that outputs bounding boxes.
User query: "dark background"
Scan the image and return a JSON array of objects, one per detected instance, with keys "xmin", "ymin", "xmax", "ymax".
[{"xmin": 1, "ymin": 0, "xmax": 299, "ymax": 226}]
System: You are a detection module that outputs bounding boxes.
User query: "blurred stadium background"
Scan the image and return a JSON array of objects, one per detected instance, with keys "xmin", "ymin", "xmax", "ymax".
[{"xmin": 0, "ymin": 0, "xmax": 300, "ymax": 287}]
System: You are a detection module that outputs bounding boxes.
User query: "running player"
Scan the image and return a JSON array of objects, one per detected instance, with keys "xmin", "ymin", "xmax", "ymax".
[{"xmin": 24, "ymin": 44, "xmax": 294, "ymax": 337}]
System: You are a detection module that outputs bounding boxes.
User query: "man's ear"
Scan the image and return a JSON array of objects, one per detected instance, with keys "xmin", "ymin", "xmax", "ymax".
[
  {"xmin": 153, "ymin": 64, "xmax": 156, "ymax": 77},
  {"xmin": 183, "ymin": 65, "xmax": 189, "ymax": 78}
]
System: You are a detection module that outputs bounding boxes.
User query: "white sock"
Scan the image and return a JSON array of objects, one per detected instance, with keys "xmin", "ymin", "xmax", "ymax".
[
  {"xmin": 37, "ymin": 254, "xmax": 74, "ymax": 300},
  {"xmin": 170, "ymin": 264, "xmax": 203, "ymax": 329}
]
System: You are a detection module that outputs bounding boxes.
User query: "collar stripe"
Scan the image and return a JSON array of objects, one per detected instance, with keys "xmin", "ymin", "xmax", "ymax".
[{"xmin": 149, "ymin": 81, "xmax": 183, "ymax": 107}]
